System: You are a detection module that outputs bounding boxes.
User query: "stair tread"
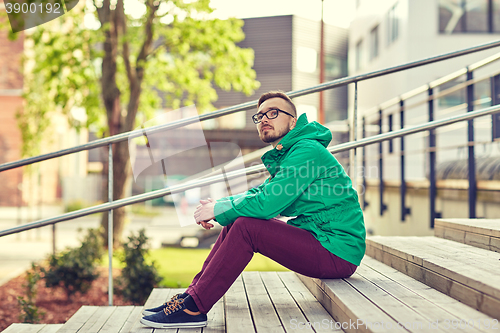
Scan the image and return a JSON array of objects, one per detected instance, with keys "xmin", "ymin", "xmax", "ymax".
[
  {"xmin": 298, "ymin": 256, "xmax": 496, "ymax": 332},
  {"xmin": 367, "ymin": 236, "xmax": 500, "ymax": 298},
  {"xmin": 435, "ymin": 219, "xmax": 500, "ymax": 253},
  {"xmin": 357, "ymin": 257, "xmax": 492, "ymax": 331},
  {"xmin": 435, "ymin": 219, "xmax": 500, "ymax": 238},
  {"xmin": 361, "ymin": 256, "xmax": 493, "ymax": 322},
  {"xmin": 2, "ymin": 324, "xmax": 63, "ymax": 333},
  {"xmin": 366, "ymin": 236, "xmax": 500, "ymax": 319},
  {"xmin": 46, "ymin": 272, "xmax": 337, "ymax": 333}
]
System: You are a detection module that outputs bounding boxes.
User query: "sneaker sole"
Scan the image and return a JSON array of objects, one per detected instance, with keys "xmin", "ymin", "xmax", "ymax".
[
  {"xmin": 142, "ymin": 310, "xmax": 158, "ymax": 316},
  {"xmin": 140, "ymin": 317, "xmax": 207, "ymax": 328}
]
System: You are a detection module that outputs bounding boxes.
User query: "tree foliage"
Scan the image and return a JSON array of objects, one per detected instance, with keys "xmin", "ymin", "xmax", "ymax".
[
  {"xmin": 15, "ymin": 0, "xmax": 259, "ymax": 156},
  {"xmin": 3, "ymin": 0, "xmax": 259, "ymax": 246}
]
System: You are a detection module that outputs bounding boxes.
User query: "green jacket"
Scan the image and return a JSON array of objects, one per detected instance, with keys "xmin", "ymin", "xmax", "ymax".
[{"xmin": 214, "ymin": 114, "xmax": 366, "ymax": 266}]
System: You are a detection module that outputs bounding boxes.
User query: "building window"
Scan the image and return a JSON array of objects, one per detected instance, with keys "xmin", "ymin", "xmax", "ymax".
[
  {"xmin": 355, "ymin": 39, "xmax": 363, "ymax": 71},
  {"xmin": 370, "ymin": 25, "xmax": 379, "ymax": 60},
  {"xmin": 495, "ymin": 0, "xmax": 500, "ymax": 32},
  {"xmin": 297, "ymin": 47, "xmax": 317, "ymax": 73},
  {"xmin": 387, "ymin": 2, "xmax": 399, "ymax": 45},
  {"xmin": 325, "ymin": 55, "xmax": 347, "ymax": 78},
  {"xmin": 438, "ymin": 78, "xmax": 466, "ymax": 108},
  {"xmin": 439, "ymin": 0, "xmax": 499, "ymax": 33}
]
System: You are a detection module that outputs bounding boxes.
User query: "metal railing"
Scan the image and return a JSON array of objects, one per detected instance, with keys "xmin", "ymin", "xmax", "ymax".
[
  {"xmin": 3, "ymin": 102, "xmax": 499, "ymax": 237},
  {"xmin": 360, "ymin": 48, "xmax": 500, "ymax": 226},
  {"xmin": 2, "ymin": 39, "xmax": 500, "ymax": 306}
]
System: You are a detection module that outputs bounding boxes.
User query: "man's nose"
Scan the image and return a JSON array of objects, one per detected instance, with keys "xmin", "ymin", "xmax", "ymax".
[{"xmin": 261, "ymin": 116, "xmax": 271, "ymax": 124}]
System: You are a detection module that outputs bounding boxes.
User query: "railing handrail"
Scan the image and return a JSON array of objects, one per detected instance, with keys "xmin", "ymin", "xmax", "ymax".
[
  {"xmin": 366, "ymin": 50, "xmax": 500, "ymax": 116},
  {"xmin": 362, "ymin": 69, "xmax": 500, "ymax": 123},
  {"xmin": 2, "ymin": 39, "xmax": 500, "ymax": 173},
  {"xmin": 2, "ymin": 102, "xmax": 499, "ymax": 238}
]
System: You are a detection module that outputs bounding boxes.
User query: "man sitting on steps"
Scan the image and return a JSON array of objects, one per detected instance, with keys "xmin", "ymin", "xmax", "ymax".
[{"xmin": 140, "ymin": 90, "xmax": 366, "ymax": 329}]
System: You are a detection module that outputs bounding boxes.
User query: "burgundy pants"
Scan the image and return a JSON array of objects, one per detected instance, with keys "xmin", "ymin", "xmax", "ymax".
[{"xmin": 186, "ymin": 216, "xmax": 357, "ymax": 313}]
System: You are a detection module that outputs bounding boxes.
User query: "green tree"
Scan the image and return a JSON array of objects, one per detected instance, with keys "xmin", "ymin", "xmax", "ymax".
[{"xmin": 4, "ymin": 0, "xmax": 259, "ymax": 247}]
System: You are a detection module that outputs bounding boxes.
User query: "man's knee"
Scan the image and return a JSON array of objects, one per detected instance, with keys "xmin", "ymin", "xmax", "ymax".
[
  {"xmin": 232, "ymin": 216, "xmax": 264, "ymax": 233},
  {"xmin": 233, "ymin": 216, "xmax": 252, "ymax": 227}
]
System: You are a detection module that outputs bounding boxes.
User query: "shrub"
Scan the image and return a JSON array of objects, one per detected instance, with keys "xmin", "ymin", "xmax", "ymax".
[
  {"xmin": 17, "ymin": 263, "xmax": 44, "ymax": 323},
  {"xmin": 115, "ymin": 229, "xmax": 162, "ymax": 304},
  {"xmin": 64, "ymin": 200, "xmax": 89, "ymax": 213},
  {"xmin": 42, "ymin": 228, "xmax": 104, "ymax": 299}
]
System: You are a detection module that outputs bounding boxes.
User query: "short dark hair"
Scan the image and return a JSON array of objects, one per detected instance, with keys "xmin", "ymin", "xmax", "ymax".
[{"xmin": 258, "ymin": 91, "xmax": 297, "ymax": 117}]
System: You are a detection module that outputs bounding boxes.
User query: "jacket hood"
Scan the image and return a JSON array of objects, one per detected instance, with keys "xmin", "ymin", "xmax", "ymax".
[
  {"xmin": 278, "ymin": 113, "xmax": 332, "ymax": 149},
  {"xmin": 261, "ymin": 113, "xmax": 332, "ymax": 169}
]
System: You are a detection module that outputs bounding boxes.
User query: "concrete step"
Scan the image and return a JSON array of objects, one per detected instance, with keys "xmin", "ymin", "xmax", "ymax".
[
  {"xmin": 434, "ymin": 218, "xmax": 500, "ymax": 252},
  {"xmin": 299, "ymin": 256, "xmax": 496, "ymax": 333},
  {"xmin": 366, "ymin": 235, "xmax": 500, "ymax": 320}
]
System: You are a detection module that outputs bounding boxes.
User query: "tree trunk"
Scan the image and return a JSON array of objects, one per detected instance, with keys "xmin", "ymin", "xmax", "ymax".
[
  {"xmin": 98, "ymin": 0, "xmax": 156, "ymax": 248},
  {"xmin": 98, "ymin": 0, "xmax": 124, "ymax": 248}
]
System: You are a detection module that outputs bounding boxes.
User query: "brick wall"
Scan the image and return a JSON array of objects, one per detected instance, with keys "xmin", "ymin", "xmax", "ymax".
[{"xmin": 0, "ymin": 23, "xmax": 24, "ymax": 206}]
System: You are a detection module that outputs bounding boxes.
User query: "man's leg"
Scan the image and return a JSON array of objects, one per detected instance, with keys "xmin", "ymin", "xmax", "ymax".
[
  {"xmin": 188, "ymin": 216, "xmax": 357, "ymax": 314},
  {"xmin": 142, "ymin": 225, "xmax": 234, "ymax": 320},
  {"xmin": 186, "ymin": 224, "xmax": 231, "ymax": 293}
]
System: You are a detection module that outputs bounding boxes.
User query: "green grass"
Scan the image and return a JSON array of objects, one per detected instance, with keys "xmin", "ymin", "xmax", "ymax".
[
  {"xmin": 101, "ymin": 247, "xmax": 289, "ymax": 288},
  {"xmin": 148, "ymin": 247, "xmax": 289, "ymax": 288},
  {"xmin": 129, "ymin": 204, "xmax": 162, "ymax": 217}
]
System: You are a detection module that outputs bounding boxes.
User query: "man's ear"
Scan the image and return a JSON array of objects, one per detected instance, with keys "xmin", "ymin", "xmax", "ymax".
[{"xmin": 290, "ymin": 118, "xmax": 297, "ymax": 130}]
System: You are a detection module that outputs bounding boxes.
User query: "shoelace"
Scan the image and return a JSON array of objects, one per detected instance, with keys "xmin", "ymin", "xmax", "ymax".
[
  {"xmin": 164, "ymin": 297, "xmax": 185, "ymax": 315},
  {"xmin": 161, "ymin": 293, "xmax": 181, "ymax": 306}
]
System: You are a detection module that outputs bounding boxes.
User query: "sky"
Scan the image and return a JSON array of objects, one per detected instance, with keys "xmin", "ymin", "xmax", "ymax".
[
  {"xmin": 113, "ymin": 0, "xmax": 356, "ymax": 29},
  {"xmin": 208, "ymin": 0, "xmax": 356, "ymax": 28}
]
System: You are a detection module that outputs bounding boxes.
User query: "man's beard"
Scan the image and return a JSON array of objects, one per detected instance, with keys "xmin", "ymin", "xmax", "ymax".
[{"xmin": 259, "ymin": 126, "xmax": 290, "ymax": 143}]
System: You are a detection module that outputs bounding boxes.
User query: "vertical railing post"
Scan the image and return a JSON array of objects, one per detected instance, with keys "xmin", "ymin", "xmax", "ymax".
[
  {"xmin": 388, "ymin": 114, "xmax": 393, "ymax": 153},
  {"xmin": 428, "ymin": 87, "xmax": 440, "ymax": 228},
  {"xmin": 52, "ymin": 225, "xmax": 56, "ymax": 255},
  {"xmin": 378, "ymin": 109, "xmax": 387, "ymax": 216},
  {"xmin": 491, "ymin": 74, "xmax": 500, "ymax": 141},
  {"xmin": 362, "ymin": 117, "xmax": 369, "ymax": 210},
  {"xmin": 466, "ymin": 69, "xmax": 477, "ymax": 218},
  {"xmin": 488, "ymin": 0, "xmax": 494, "ymax": 33},
  {"xmin": 400, "ymin": 99, "xmax": 411, "ymax": 221},
  {"xmin": 352, "ymin": 81, "xmax": 358, "ymax": 191},
  {"xmin": 108, "ymin": 143, "xmax": 114, "ymax": 306}
]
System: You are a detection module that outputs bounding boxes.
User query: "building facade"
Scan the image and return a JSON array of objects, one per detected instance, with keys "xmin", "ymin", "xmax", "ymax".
[
  {"xmin": 349, "ymin": 0, "xmax": 500, "ymax": 235},
  {"xmin": 0, "ymin": 26, "xmax": 24, "ymax": 207},
  {"xmin": 0, "ymin": 13, "xmax": 90, "ymax": 208},
  {"xmin": 132, "ymin": 15, "xmax": 351, "ymax": 195},
  {"xmin": 213, "ymin": 15, "xmax": 349, "ymax": 128}
]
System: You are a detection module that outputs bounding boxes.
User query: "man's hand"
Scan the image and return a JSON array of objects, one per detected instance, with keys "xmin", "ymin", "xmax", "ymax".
[
  {"xmin": 195, "ymin": 198, "xmax": 216, "ymax": 230},
  {"xmin": 198, "ymin": 220, "xmax": 214, "ymax": 230}
]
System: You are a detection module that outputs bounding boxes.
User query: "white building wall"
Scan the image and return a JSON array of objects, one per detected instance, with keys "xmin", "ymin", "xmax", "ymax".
[
  {"xmin": 350, "ymin": 0, "xmax": 500, "ymax": 182},
  {"xmin": 350, "ymin": 0, "xmax": 500, "ymax": 233}
]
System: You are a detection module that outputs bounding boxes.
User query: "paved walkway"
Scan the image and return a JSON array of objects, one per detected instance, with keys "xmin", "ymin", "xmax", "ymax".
[{"xmin": 0, "ymin": 205, "xmax": 205, "ymax": 286}]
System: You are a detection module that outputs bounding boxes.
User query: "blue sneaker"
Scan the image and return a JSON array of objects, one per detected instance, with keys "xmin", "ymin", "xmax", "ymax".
[
  {"xmin": 142, "ymin": 293, "xmax": 185, "ymax": 316},
  {"xmin": 140, "ymin": 297, "xmax": 207, "ymax": 328}
]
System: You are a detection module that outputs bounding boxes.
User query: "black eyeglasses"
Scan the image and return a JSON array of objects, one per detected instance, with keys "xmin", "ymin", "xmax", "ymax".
[{"xmin": 252, "ymin": 108, "xmax": 295, "ymax": 124}]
